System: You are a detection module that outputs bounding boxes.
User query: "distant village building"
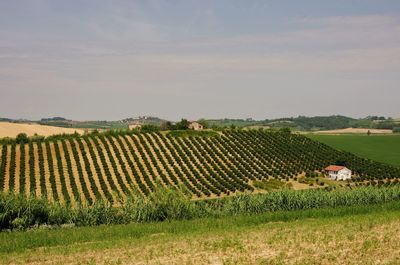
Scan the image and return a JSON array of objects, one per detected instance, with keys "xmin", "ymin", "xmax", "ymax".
[
  {"xmin": 188, "ymin": 121, "xmax": 204, "ymax": 131},
  {"xmin": 324, "ymin": 165, "xmax": 352, "ymax": 180}
]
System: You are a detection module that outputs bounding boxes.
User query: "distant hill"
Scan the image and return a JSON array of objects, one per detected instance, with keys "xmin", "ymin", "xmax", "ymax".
[
  {"xmin": 122, "ymin": 116, "xmax": 167, "ymax": 126},
  {"xmin": 204, "ymin": 115, "xmax": 400, "ymax": 131},
  {"xmin": 2, "ymin": 115, "xmax": 399, "ymax": 132},
  {"xmin": 40, "ymin": 117, "xmax": 68, "ymax": 122}
]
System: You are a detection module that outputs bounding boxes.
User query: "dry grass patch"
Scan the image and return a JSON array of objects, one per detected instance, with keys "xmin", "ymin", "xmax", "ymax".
[
  {"xmin": 0, "ymin": 122, "xmax": 84, "ymax": 138},
  {"xmin": 4, "ymin": 207, "xmax": 400, "ymax": 265}
]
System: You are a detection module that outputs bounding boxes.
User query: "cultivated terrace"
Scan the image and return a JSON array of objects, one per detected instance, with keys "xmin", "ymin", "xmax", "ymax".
[{"xmin": 0, "ymin": 129, "xmax": 399, "ymax": 205}]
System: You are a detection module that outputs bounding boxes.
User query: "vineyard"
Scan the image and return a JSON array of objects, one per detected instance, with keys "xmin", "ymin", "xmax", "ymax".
[{"xmin": 0, "ymin": 130, "xmax": 399, "ymax": 205}]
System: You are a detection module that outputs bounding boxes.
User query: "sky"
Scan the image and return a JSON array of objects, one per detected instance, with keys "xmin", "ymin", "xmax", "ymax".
[{"xmin": 0, "ymin": 0, "xmax": 399, "ymax": 121}]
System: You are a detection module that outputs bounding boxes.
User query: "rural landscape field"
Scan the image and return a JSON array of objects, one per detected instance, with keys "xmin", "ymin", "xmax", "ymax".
[
  {"xmin": 308, "ymin": 134, "xmax": 400, "ymax": 167},
  {"xmin": 1, "ymin": 1, "xmax": 400, "ymax": 264}
]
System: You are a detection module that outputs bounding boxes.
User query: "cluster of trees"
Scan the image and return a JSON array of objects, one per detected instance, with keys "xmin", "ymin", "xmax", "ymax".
[{"xmin": 159, "ymin": 119, "xmax": 190, "ymax": 130}]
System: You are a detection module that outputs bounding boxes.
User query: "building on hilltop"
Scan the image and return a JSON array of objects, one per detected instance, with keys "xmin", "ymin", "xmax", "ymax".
[
  {"xmin": 324, "ymin": 165, "xmax": 352, "ymax": 180},
  {"xmin": 188, "ymin": 121, "xmax": 204, "ymax": 131}
]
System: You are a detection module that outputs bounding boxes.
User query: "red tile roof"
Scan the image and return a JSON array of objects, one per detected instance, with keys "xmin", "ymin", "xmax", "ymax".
[{"xmin": 325, "ymin": 165, "xmax": 345, "ymax": 171}]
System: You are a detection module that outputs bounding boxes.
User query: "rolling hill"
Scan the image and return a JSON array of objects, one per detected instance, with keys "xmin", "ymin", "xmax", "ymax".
[{"xmin": 0, "ymin": 130, "xmax": 399, "ymax": 205}]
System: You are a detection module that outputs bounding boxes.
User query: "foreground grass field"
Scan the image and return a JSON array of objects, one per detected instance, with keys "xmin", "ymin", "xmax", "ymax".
[
  {"xmin": 1, "ymin": 202, "xmax": 400, "ymax": 264},
  {"xmin": 308, "ymin": 134, "xmax": 400, "ymax": 167}
]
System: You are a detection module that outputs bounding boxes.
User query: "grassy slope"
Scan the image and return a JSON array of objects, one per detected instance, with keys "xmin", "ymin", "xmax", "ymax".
[
  {"xmin": 308, "ymin": 134, "xmax": 400, "ymax": 167},
  {"xmin": 2, "ymin": 202, "xmax": 400, "ymax": 264}
]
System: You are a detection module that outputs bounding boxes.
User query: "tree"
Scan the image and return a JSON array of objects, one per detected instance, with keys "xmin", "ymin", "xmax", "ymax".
[
  {"xmin": 160, "ymin": 121, "xmax": 173, "ymax": 131},
  {"xmin": 279, "ymin": 127, "xmax": 291, "ymax": 134},
  {"xmin": 140, "ymin": 125, "xmax": 160, "ymax": 133},
  {"xmin": 16, "ymin": 133, "xmax": 29, "ymax": 144},
  {"xmin": 175, "ymin": 119, "xmax": 189, "ymax": 130}
]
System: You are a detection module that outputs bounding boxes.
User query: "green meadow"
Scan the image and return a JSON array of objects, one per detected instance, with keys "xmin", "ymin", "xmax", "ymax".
[
  {"xmin": 2, "ymin": 202, "xmax": 400, "ymax": 264},
  {"xmin": 308, "ymin": 134, "xmax": 400, "ymax": 167}
]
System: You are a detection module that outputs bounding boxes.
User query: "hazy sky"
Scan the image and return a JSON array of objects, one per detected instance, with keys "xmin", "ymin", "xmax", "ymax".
[{"xmin": 1, "ymin": 0, "xmax": 399, "ymax": 121}]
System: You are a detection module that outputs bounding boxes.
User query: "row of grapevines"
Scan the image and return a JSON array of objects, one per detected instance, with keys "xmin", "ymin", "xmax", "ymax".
[
  {"xmin": 0, "ymin": 145, "xmax": 7, "ymax": 191},
  {"xmin": 28, "ymin": 143, "xmax": 35, "ymax": 196},
  {"xmin": 114, "ymin": 135, "xmax": 149, "ymax": 195},
  {"xmin": 45, "ymin": 142, "xmax": 58, "ymax": 201},
  {"xmin": 98, "ymin": 135, "xmax": 130, "ymax": 196},
  {"xmin": 9, "ymin": 144, "xmax": 16, "ymax": 192},
  {"xmin": 58, "ymin": 140, "xmax": 78, "ymax": 202},
  {"xmin": 150, "ymin": 133, "xmax": 202, "ymax": 196},
  {"xmin": 19, "ymin": 143, "xmax": 26, "ymax": 195},
  {"xmin": 163, "ymin": 133, "xmax": 211, "ymax": 196},
  {"xmin": 68, "ymin": 139, "xmax": 93, "ymax": 204},
  {"xmin": 105, "ymin": 136, "xmax": 135, "ymax": 194},
  {"xmin": 122, "ymin": 135, "xmax": 155, "ymax": 192}
]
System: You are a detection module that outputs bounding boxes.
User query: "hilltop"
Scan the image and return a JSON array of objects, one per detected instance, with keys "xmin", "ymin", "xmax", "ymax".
[
  {"xmin": 0, "ymin": 129, "xmax": 399, "ymax": 205},
  {"xmin": 204, "ymin": 115, "xmax": 400, "ymax": 131}
]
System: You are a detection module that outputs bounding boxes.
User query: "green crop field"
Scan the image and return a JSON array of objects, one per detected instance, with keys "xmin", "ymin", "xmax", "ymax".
[
  {"xmin": 308, "ymin": 134, "xmax": 400, "ymax": 167},
  {"xmin": 2, "ymin": 202, "xmax": 400, "ymax": 264}
]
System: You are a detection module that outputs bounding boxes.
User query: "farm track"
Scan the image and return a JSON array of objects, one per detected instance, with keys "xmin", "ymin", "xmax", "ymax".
[{"xmin": 1, "ymin": 131, "xmax": 400, "ymax": 204}]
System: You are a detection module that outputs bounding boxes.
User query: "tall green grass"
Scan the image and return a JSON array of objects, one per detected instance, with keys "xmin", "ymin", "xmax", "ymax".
[{"xmin": 1, "ymin": 186, "xmax": 400, "ymax": 231}]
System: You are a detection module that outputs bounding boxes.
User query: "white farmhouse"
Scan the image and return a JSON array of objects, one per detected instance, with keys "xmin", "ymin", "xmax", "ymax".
[{"xmin": 324, "ymin": 165, "xmax": 352, "ymax": 180}]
